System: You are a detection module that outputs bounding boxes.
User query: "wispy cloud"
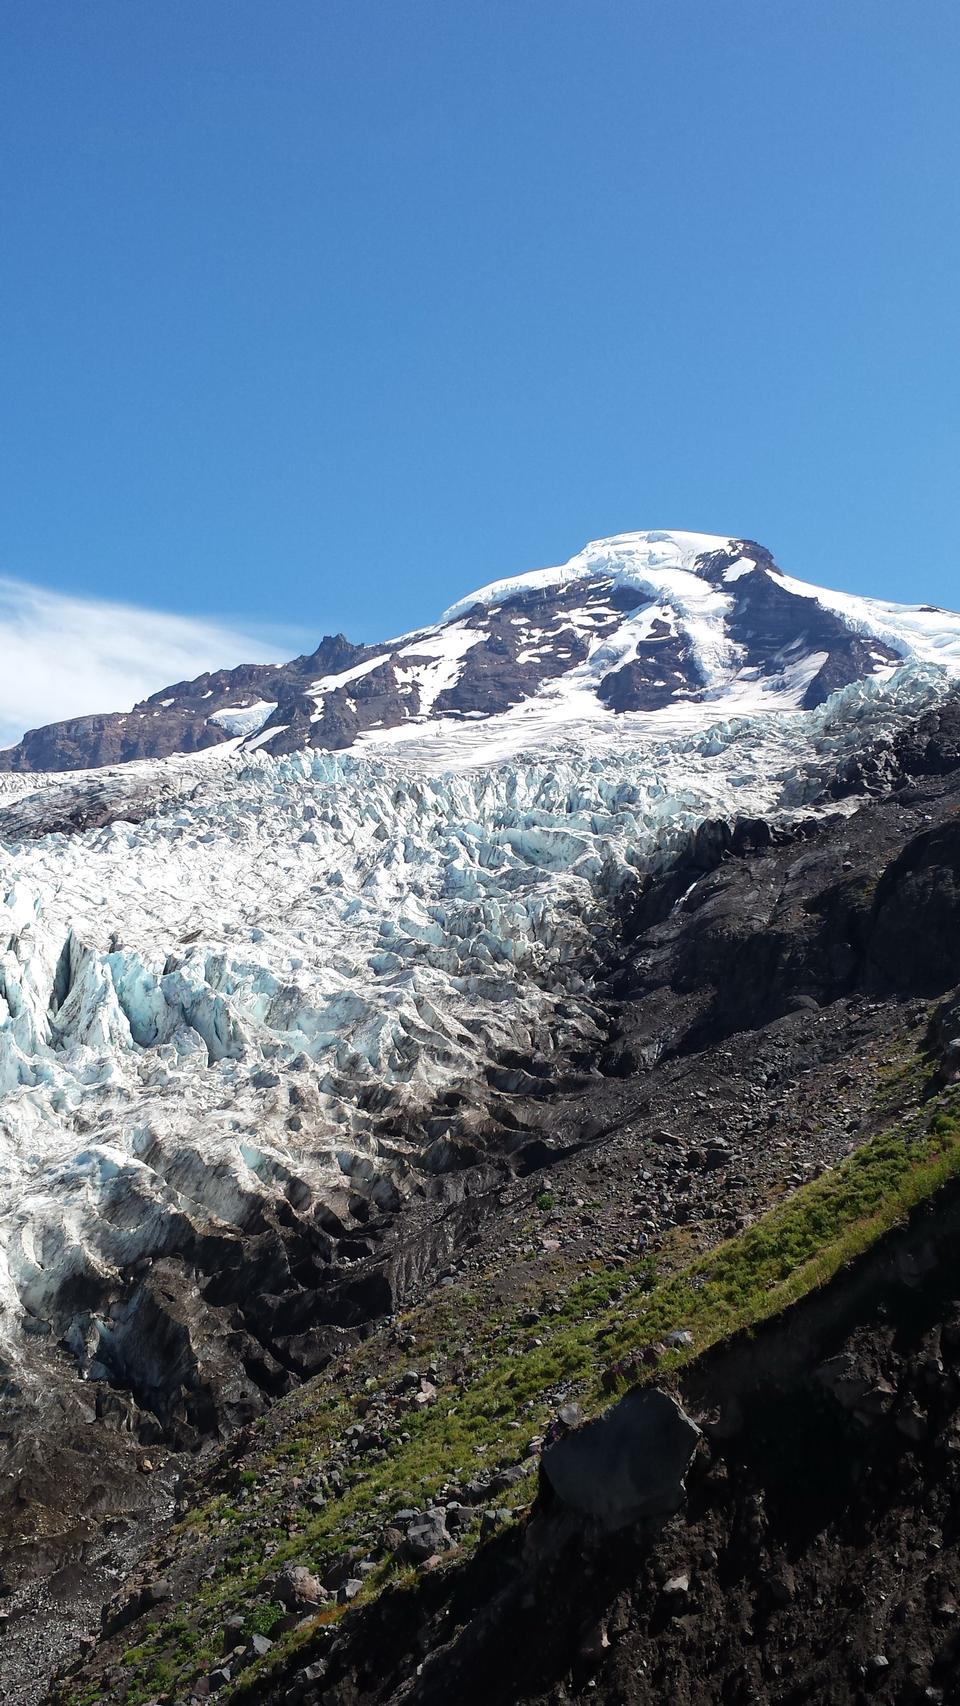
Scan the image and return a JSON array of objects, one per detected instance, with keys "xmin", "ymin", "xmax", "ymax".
[{"xmin": 0, "ymin": 576, "xmax": 306, "ymax": 747}]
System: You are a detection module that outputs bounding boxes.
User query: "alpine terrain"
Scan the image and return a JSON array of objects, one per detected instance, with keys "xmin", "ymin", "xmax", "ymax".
[{"xmin": 2, "ymin": 530, "xmax": 960, "ymax": 1706}]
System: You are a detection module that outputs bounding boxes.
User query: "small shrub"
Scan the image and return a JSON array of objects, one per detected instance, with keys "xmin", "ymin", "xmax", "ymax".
[{"xmin": 247, "ymin": 1601, "xmax": 284, "ymax": 1637}]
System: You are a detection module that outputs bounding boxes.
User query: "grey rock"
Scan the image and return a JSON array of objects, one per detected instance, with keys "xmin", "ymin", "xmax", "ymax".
[
  {"xmin": 896, "ymin": 1401, "xmax": 928, "ymax": 1441},
  {"xmin": 815, "ymin": 1351, "xmax": 874, "ymax": 1409},
  {"xmin": 543, "ymin": 1387, "xmax": 701, "ymax": 1531},
  {"xmin": 767, "ymin": 1562, "xmax": 797, "ymax": 1605},
  {"xmin": 403, "ymin": 1507, "xmax": 451, "ymax": 1562},
  {"xmin": 460, "ymin": 1480, "xmax": 490, "ymax": 1505},
  {"xmin": 665, "ymin": 1329, "xmax": 694, "ymax": 1350},
  {"xmin": 222, "ymin": 1614, "xmax": 246, "ymax": 1655},
  {"xmin": 662, "ymin": 1573, "xmax": 690, "ymax": 1598},
  {"xmin": 242, "ymin": 1633, "xmax": 274, "ymax": 1663},
  {"xmin": 480, "ymin": 1507, "xmax": 514, "ymax": 1538},
  {"xmin": 853, "ymin": 1380, "xmax": 897, "ymax": 1422}
]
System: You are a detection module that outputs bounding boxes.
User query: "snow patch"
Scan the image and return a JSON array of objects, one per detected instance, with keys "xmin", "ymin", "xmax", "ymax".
[{"xmin": 209, "ymin": 701, "xmax": 278, "ymax": 738}]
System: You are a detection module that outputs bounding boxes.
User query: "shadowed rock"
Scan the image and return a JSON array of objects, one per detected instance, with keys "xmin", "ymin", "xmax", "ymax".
[{"xmin": 542, "ymin": 1387, "xmax": 701, "ymax": 1530}]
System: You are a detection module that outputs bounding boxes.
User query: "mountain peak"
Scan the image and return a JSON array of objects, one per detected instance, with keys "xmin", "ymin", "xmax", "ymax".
[
  {"xmin": 1, "ymin": 532, "xmax": 958, "ymax": 774},
  {"xmin": 440, "ymin": 528, "xmax": 753, "ymax": 622}
]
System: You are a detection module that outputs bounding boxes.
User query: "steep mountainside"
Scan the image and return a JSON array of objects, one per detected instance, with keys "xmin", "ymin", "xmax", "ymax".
[
  {"xmin": 21, "ymin": 683, "xmax": 960, "ymax": 1706},
  {"xmin": 2, "ymin": 531, "xmax": 959, "ymax": 773}
]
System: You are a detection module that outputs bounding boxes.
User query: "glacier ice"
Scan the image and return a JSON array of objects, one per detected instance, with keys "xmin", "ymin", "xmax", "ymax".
[{"xmin": 0, "ymin": 661, "xmax": 953, "ymax": 1371}]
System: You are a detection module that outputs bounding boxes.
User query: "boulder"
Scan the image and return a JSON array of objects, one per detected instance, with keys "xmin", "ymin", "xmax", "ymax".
[
  {"xmin": 222, "ymin": 1614, "xmax": 246, "ymax": 1655},
  {"xmin": 480, "ymin": 1507, "xmax": 514, "ymax": 1538},
  {"xmin": 403, "ymin": 1507, "xmax": 451, "ymax": 1562},
  {"xmin": 101, "ymin": 1578, "xmax": 173, "ymax": 1638},
  {"xmin": 242, "ymin": 1633, "xmax": 274, "ymax": 1664},
  {"xmin": 272, "ymin": 1563, "xmax": 324, "ymax": 1612},
  {"xmin": 542, "ymin": 1387, "xmax": 701, "ymax": 1531},
  {"xmin": 815, "ymin": 1351, "xmax": 874, "ymax": 1410},
  {"xmin": 662, "ymin": 1573, "xmax": 690, "ymax": 1598}
]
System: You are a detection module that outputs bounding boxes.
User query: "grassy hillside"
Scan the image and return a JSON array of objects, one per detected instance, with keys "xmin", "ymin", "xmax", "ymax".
[{"xmin": 59, "ymin": 1081, "xmax": 960, "ymax": 1706}]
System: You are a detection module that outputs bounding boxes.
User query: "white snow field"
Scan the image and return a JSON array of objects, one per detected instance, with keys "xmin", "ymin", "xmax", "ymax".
[
  {"xmin": 0, "ymin": 655, "xmax": 954, "ymax": 1367},
  {"xmin": 341, "ymin": 530, "xmax": 960, "ymax": 767}
]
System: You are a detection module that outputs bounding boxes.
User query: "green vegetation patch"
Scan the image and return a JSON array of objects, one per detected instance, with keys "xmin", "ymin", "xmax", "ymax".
[{"xmin": 74, "ymin": 1091, "xmax": 960, "ymax": 1706}]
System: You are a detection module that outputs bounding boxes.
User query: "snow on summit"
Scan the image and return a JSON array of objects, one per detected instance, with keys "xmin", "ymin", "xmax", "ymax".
[
  {"xmin": 443, "ymin": 528, "xmax": 760, "ymax": 624},
  {"xmin": 440, "ymin": 530, "xmax": 746, "ymax": 621},
  {"xmin": 1, "ymin": 528, "xmax": 959, "ymax": 775}
]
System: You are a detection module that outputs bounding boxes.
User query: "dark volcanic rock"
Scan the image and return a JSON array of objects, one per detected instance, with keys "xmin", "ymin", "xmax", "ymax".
[
  {"xmin": 831, "ymin": 695, "xmax": 960, "ymax": 798},
  {"xmin": 722, "ymin": 564, "xmax": 901, "ymax": 709},
  {"xmin": 868, "ymin": 820, "xmax": 960, "ymax": 993},
  {"xmin": 0, "ymin": 635, "xmax": 374, "ymax": 773},
  {"xmin": 597, "ymin": 625, "xmax": 703, "ymax": 712},
  {"xmin": 542, "ymin": 1388, "xmax": 701, "ymax": 1530}
]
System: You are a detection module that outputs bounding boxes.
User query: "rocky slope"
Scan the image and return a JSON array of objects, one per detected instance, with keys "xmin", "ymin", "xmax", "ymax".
[
  {"xmin": 2, "ymin": 531, "xmax": 959, "ymax": 773},
  {"xmin": 0, "ymin": 664, "xmax": 955, "ymax": 1475},
  {"xmin": 36, "ymin": 738, "xmax": 960, "ymax": 1705},
  {"xmin": 221, "ymin": 1160, "xmax": 960, "ymax": 1706},
  {"xmin": 0, "ymin": 677, "xmax": 953, "ymax": 1704}
]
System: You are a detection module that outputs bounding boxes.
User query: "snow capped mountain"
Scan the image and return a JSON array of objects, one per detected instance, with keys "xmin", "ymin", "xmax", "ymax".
[
  {"xmin": 1, "ymin": 528, "xmax": 960, "ymax": 1625},
  {"xmin": 2, "ymin": 530, "xmax": 959, "ymax": 774}
]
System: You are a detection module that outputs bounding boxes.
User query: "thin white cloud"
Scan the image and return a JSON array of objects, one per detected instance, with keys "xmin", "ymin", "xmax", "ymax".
[{"xmin": 0, "ymin": 576, "xmax": 306, "ymax": 748}]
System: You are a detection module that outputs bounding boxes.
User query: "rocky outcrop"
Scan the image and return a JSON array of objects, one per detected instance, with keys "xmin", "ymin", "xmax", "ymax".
[
  {"xmin": 830, "ymin": 694, "xmax": 960, "ymax": 797},
  {"xmin": 597, "ymin": 625, "xmax": 703, "ymax": 711},
  {"xmin": 0, "ymin": 634, "xmax": 372, "ymax": 773},
  {"xmin": 721, "ymin": 565, "xmax": 901, "ymax": 708},
  {"xmin": 606, "ymin": 752, "xmax": 960, "ymax": 1061},
  {"xmin": 868, "ymin": 820, "xmax": 960, "ymax": 993}
]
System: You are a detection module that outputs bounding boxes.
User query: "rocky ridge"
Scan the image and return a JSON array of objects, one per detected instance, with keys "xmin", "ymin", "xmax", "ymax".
[{"xmin": 2, "ymin": 531, "xmax": 959, "ymax": 774}]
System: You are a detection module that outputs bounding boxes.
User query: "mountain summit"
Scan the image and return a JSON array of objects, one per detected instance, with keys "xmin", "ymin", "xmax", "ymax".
[{"xmin": 3, "ymin": 530, "xmax": 959, "ymax": 772}]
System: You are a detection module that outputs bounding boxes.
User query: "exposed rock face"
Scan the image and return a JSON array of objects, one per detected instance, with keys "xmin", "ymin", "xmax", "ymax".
[
  {"xmin": 596, "ymin": 620, "xmax": 702, "ymax": 712},
  {"xmin": 720, "ymin": 563, "xmax": 902, "ymax": 708},
  {"xmin": 221, "ymin": 1178, "xmax": 960, "ymax": 1706},
  {"xmin": 2, "ymin": 530, "xmax": 958, "ymax": 772},
  {"xmin": 868, "ymin": 821, "xmax": 960, "ymax": 993},
  {"xmin": 0, "ymin": 634, "xmax": 372, "ymax": 772}
]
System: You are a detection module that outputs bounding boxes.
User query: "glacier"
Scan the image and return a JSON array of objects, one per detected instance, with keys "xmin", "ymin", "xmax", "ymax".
[{"xmin": 0, "ymin": 659, "xmax": 954, "ymax": 1378}]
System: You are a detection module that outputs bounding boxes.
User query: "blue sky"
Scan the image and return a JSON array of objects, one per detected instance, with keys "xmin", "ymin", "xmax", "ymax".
[{"xmin": 1, "ymin": 0, "xmax": 958, "ymax": 728}]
